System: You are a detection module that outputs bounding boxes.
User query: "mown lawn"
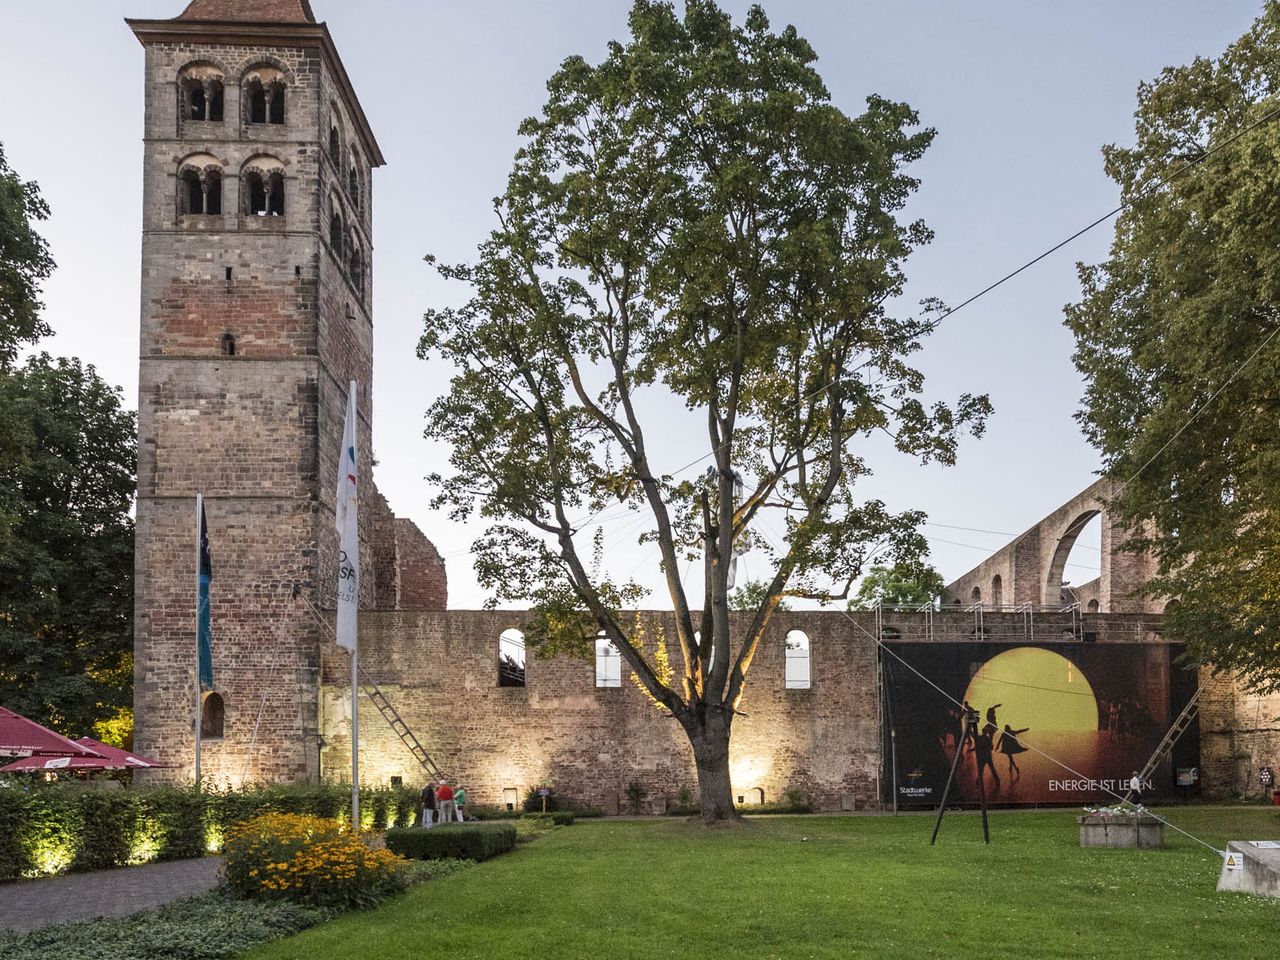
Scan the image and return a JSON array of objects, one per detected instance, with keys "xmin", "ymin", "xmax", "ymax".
[{"xmin": 245, "ymin": 807, "xmax": 1279, "ymax": 960}]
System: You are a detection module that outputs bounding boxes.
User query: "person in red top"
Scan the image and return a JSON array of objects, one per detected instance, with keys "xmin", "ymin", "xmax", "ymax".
[{"xmin": 436, "ymin": 780, "xmax": 455, "ymax": 824}]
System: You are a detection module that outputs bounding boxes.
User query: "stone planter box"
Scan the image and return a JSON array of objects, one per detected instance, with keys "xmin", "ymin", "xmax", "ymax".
[{"xmin": 1078, "ymin": 814, "xmax": 1165, "ymax": 848}]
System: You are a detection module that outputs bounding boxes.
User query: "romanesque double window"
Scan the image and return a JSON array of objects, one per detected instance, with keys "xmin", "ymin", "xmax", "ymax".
[
  {"xmin": 244, "ymin": 66, "xmax": 286, "ymax": 125},
  {"xmin": 179, "ymin": 64, "xmax": 224, "ymax": 122},
  {"xmin": 177, "ymin": 154, "xmax": 223, "ymax": 216},
  {"xmin": 242, "ymin": 156, "xmax": 285, "ymax": 217}
]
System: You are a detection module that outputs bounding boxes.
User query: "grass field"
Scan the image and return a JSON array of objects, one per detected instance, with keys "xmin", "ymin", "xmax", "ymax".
[{"xmin": 245, "ymin": 807, "xmax": 1279, "ymax": 960}]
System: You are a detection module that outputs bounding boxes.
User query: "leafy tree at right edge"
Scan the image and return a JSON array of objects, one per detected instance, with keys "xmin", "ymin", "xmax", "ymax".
[{"xmin": 1066, "ymin": 4, "xmax": 1280, "ymax": 689}]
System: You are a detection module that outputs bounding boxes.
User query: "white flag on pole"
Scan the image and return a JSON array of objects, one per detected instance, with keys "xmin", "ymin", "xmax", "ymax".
[{"xmin": 335, "ymin": 381, "xmax": 359, "ymax": 652}]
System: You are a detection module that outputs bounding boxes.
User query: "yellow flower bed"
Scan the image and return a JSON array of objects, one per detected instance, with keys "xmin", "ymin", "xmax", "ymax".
[{"xmin": 222, "ymin": 813, "xmax": 408, "ymax": 909}]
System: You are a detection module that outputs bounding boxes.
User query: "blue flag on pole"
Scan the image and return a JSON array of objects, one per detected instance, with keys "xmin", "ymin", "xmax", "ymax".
[{"xmin": 197, "ymin": 497, "xmax": 214, "ymax": 690}]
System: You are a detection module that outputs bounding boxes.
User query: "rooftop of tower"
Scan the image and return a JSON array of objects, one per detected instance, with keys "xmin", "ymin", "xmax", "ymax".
[{"xmin": 177, "ymin": 0, "xmax": 316, "ymax": 22}]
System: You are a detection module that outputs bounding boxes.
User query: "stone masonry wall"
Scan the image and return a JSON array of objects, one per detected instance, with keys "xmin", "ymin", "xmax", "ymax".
[{"xmin": 320, "ymin": 611, "xmax": 882, "ymax": 812}]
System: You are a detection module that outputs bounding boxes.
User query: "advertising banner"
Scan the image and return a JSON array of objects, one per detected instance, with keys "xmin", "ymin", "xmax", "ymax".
[{"xmin": 883, "ymin": 642, "xmax": 1197, "ymax": 807}]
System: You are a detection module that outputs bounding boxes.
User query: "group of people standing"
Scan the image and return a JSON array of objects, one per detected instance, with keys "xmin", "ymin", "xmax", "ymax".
[{"xmin": 419, "ymin": 780, "xmax": 467, "ymax": 827}]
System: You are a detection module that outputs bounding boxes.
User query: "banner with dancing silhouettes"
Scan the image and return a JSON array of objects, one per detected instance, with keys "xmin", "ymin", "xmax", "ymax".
[{"xmin": 882, "ymin": 642, "xmax": 1200, "ymax": 807}]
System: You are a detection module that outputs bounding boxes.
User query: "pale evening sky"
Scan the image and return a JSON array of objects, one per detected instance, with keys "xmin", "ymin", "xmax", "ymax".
[{"xmin": 0, "ymin": 1, "xmax": 1263, "ymax": 608}]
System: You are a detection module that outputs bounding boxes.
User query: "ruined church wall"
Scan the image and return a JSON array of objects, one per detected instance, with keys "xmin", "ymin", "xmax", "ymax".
[{"xmin": 319, "ymin": 611, "xmax": 882, "ymax": 812}]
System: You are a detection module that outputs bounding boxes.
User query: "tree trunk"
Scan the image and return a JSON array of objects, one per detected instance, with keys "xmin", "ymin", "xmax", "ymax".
[{"xmin": 690, "ymin": 711, "xmax": 739, "ymax": 823}]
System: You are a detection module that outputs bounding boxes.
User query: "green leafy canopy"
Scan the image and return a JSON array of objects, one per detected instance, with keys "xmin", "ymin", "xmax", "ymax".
[
  {"xmin": 420, "ymin": 2, "xmax": 988, "ymax": 753},
  {"xmin": 1067, "ymin": 2, "xmax": 1280, "ymax": 688}
]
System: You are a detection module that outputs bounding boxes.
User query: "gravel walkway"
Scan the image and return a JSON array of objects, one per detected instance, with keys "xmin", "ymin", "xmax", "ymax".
[{"xmin": 0, "ymin": 857, "xmax": 223, "ymax": 933}]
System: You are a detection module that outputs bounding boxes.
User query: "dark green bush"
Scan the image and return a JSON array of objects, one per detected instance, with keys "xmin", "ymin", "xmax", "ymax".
[
  {"xmin": 569, "ymin": 806, "xmax": 604, "ymax": 818},
  {"xmin": 522, "ymin": 786, "xmax": 559, "ymax": 812},
  {"xmin": 386, "ymin": 823, "xmax": 517, "ymax": 862},
  {"xmin": 737, "ymin": 800, "xmax": 814, "ymax": 815}
]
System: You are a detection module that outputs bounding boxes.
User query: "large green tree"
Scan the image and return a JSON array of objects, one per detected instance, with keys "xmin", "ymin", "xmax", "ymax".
[
  {"xmin": 1066, "ymin": 4, "xmax": 1280, "ymax": 689},
  {"xmin": 422, "ymin": 1, "xmax": 987, "ymax": 820},
  {"xmin": 846, "ymin": 562, "xmax": 945, "ymax": 611},
  {"xmin": 0, "ymin": 143, "xmax": 136, "ymax": 736}
]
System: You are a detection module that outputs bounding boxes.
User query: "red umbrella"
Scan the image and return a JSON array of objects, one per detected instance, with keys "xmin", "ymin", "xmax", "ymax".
[
  {"xmin": 0, "ymin": 706, "xmax": 103, "ymax": 758},
  {"xmin": 0, "ymin": 737, "xmax": 163, "ymax": 772}
]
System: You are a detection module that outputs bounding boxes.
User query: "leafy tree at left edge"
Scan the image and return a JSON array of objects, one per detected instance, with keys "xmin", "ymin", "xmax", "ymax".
[{"xmin": 0, "ymin": 142, "xmax": 136, "ymax": 740}]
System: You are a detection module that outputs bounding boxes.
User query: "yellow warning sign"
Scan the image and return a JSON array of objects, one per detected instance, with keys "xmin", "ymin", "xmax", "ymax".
[{"xmin": 1225, "ymin": 854, "xmax": 1242, "ymax": 871}]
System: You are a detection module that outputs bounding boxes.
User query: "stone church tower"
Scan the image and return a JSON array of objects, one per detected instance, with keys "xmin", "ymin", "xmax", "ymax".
[{"xmin": 128, "ymin": 0, "xmax": 445, "ymax": 785}]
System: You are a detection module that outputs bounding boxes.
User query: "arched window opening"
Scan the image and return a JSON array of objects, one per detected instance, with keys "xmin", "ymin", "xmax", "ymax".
[
  {"xmin": 243, "ymin": 166, "xmax": 285, "ymax": 217},
  {"xmin": 970, "ymin": 586, "xmax": 982, "ymax": 604},
  {"xmin": 179, "ymin": 66, "xmax": 224, "ymax": 122},
  {"xmin": 1164, "ymin": 599, "xmax": 1181, "ymax": 615},
  {"xmin": 499, "ymin": 628, "xmax": 526, "ymax": 687},
  {"xmin": 179, "ymin": 168, "xmax": 203, "ymax": 215},
  {"xmin": 244, "ymin": 68, "xmax": 286, "ymax": 125},
  {"xmin": 348, "ymin": 235, "xmax": 364, "ymax": 294},
  {"xmin": 784, "ymin": 629, "xmax": 810, "ymax": 689},
  {"xmin": 991, "ymin": 575, "xmax": 1003, "ymax": 609},
  {"xmin": 178, "ymin": 158, "xmax": 222, "ymax": 216},
  {"xmin": 1086, "ymin": 599, "xmax": 1100, "ymax": 614},
  {"xmin": 329, "ymin": 126, "xmax": 341, "ymax": 167},
  {"xmin": 595, "ymin": 635, "xmax": 622, "ymax": 688},
  {"xmin": 347, "ymin": 149, "xmax": 361, "ymax": 209},
  {"xmin": 204, "ymin": 169, "xmax": 222, "ymax": 214},
  {"xmin": 220, "ymin": 333, "xmax": 236, "ymax": 356},
  {"xmin": 329, "ymin": 211, "xmax": 344, "ymax": 256},
  {"xmin": 200, "ymin": 691, "xmax": 225, "ymax": 739}
]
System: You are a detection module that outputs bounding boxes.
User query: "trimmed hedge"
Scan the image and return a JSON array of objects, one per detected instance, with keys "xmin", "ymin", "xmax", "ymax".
[
  {"xmin": 0, "ymin": 782, "xmax": 423, "ymax": 881},
  {"xmin": 385, "ymin": 823, "xmax": 517, "ymax": 862}
]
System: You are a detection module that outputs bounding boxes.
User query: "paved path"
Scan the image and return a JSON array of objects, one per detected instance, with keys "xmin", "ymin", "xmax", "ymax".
[{"xmin": 0, "ymin": 857, "xmax": 222, "ymax": 933}]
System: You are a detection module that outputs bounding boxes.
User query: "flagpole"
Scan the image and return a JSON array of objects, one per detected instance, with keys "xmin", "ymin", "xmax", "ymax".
[
  {"xmin": 194, "ymin": 492, "xmax": 203, "ymax": 793},
  {"xmin": 351, "ymin": 623, "xmax": 359, "ymax": 829},
  {"xmin": 335, "ymin": 380, "xmax": 361, "ymax": 831}
]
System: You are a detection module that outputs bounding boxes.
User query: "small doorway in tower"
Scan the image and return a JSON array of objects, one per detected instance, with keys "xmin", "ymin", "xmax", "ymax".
[{"xmin": 502, "ymin": 786, "xmax": 520, "ymax": 812}]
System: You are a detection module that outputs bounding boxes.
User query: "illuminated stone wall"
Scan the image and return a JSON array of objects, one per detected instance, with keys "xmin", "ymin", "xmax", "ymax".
[{"xmin": 319, "ymin": 611, "xmax": 883, "ymax": 812}]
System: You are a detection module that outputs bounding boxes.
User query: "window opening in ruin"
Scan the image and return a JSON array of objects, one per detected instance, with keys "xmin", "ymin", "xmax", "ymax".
[
  {"xmin": 189, "ymin": 85, "xmax": 207, "ymax": 119},
  {"xmin": 200, "ymin": 692, "xmax": 225, "ymax": 740},
  {"xmin": 329, "ymin": 127, "xmax": 341, "ymax": 166},
  {"xmin": 225, "ymin": 266, "xmax": 232, "ymax": 281},
  {"xmin": 499, "ymin": 628, "xmax": 526, "ymax": 687},
  {"xmin": 970, "ymin": 586, "xmax": 982, "ymax": 604},
  {"xmin": 784, "ymin": 629, "xmax": 810, "ymax": 689},
  {"xmin": 1086, "ymin": 599, "xmax": 1099, "ymax": 613},
  {"xmin": 220, "ymin": 333, "xmax": 236, "ymax": 356},
  {"xmin": 390, "ymin": 776, "xmax": 402, "ymax": 788},
  {"xmin": 502, "ymin": 787, "xmax": 519, "ymax": 812},
  {"xmin": 595, "ymin": 635, "xmax": 622, "ymax": 688},
  {"xmin": 991, "ymin": 574, "xmax": 1003, "ymax": 609}
]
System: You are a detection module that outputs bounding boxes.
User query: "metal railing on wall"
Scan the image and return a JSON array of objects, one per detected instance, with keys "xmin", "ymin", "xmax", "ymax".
[{"xmin": 870, "ymin": 602, "xmax": 1158, "ymax": 644}]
